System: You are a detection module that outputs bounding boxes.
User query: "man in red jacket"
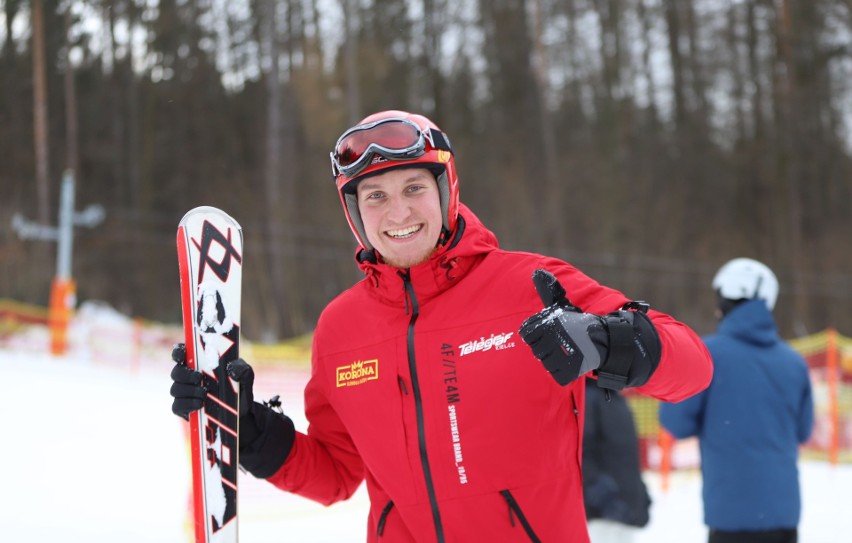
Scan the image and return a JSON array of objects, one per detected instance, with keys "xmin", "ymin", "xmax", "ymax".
[{"xmin": 171, "ymin": 110, "xmax": 713, "ymax": 542}]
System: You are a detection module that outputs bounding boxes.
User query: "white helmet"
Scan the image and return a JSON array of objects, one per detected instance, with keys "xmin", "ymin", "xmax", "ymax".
[{"xmin": 712, "ymin": 258, "xmax": 779, "ymax": 310}]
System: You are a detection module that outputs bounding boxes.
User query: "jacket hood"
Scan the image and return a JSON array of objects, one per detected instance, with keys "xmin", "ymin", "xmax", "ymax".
[
  {"xmin": 717, "ymin": 299, "xmax": 780, "ymax": 347},
  {"xmin": 355, "ymin": 203, "xmax": 498, "ymax": 305}
]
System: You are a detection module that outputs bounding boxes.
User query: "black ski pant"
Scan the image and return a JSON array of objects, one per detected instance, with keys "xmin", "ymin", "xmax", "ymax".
[{"xmin": 709, "ymin": 528, "xmax": 797, "ymax": 543}]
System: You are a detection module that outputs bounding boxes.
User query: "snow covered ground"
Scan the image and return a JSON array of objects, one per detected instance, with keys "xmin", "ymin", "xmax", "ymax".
[{"xmin": 1, "ymin": 307, "xmax": 850, "ymax": 542}]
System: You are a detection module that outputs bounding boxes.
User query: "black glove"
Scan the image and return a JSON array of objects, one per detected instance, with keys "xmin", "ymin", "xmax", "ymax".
[
  {"xmin": 169, "ymin": 345, "xmax": 296, "ymax": 478},
  {"xmin": 225, "ymin": 358, "xmax": 296, "ymax": 479},
  {"xmin": 170, "ymin": 343, "xmax": 206, "ymax": 420},
  {"xmin": 226, "ymin": 357, "xmax": 256, "ymax": 418},
  {"xmin": 520, "ymin": 271, "xmax": 608, "ymax": 385},
  {"xmin": 520, "ymin": 269, "xmax": 662, "ymax": 389}
]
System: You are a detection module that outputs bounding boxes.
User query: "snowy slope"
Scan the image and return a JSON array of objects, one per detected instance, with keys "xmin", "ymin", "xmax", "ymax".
[
  {"xmin": 1, "ymin": 350, "xmax": 189, "ymax": 542},
  {"xmin": 1, "ymin": 308, "xmax": 850, "ymax": 542}
]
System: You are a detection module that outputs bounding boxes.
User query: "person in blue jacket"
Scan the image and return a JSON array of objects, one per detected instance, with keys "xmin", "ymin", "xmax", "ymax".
[{"xmin": 659, "ymin": 258, "xmax": 814, "ymax": 543}]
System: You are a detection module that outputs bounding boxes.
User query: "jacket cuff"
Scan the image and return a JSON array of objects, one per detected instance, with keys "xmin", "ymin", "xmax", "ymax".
[{"xmin": 239, "ymin": 401, "xmax": 296, "ymax": 479}]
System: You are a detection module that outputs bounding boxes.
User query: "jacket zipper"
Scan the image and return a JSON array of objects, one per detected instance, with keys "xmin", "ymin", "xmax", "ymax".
[
  {"xmin": 377, "ymin": 500, "xmax": 394, "ymax": 537},
  {"xmin": 500, "ymin": 490, "xmax": 542, "ymax": 543},
  {"xmin": 401, "ymin": 271, "xmax": 446, "ymax": 542}
]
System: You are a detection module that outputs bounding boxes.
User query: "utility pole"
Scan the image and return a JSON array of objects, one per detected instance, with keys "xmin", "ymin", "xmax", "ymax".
[{"xmin": 12, "ymin": 170, "xmax": 105, "ymax": 355}]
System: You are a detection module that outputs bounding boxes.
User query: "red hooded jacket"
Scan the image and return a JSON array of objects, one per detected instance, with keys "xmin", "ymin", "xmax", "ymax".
[{"xmin": 266, "ymin": 204, "xmax": 712, "ymax": 542}]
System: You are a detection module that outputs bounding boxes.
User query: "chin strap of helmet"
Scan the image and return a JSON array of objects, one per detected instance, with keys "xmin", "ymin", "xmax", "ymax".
[
  {"xmin": 357, "ymin": 248, "xmax": 377, "ymax": 264},
  {"xmin": 438, "ymin": 214, "xmax": 466, "ymax": 248}
]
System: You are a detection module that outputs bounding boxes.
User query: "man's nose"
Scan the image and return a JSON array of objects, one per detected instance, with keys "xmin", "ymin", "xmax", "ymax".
[{"xmin": 385, "ymin": 194, "xmax": 411, "ymax": 222}]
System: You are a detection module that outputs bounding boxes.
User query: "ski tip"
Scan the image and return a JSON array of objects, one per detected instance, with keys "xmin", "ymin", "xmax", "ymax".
[{"xmin": 179, "ymin": 206, "xmax": 241, "ymax": 228}]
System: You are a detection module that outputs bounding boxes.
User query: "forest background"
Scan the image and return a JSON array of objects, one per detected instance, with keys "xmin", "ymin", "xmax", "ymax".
[{"xmin": 1, "ymin": 0, "xmax": 851, "ymax": 342}]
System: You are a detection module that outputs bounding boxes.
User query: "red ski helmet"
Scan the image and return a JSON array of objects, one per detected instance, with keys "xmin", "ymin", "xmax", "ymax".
[{"xmin": 330, "ymin": 110, "xmax": 459, "ymax": 251}]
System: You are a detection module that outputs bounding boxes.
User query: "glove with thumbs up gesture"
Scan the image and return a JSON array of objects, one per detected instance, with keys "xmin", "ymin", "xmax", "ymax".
[{"xmin": 519, "ymin": 269, "xmax": 662, "ymax": 389}]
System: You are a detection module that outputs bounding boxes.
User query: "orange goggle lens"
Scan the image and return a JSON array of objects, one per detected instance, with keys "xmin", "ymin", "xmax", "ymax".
[{"xmin": 331, "ymin": 118, "xmax": 428, "ymax": 179}]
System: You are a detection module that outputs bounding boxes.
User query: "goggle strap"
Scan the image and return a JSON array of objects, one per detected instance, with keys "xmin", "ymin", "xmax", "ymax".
[{"xmin": 428, "ymin": 128, "xmax": 453, "ymax": 153}]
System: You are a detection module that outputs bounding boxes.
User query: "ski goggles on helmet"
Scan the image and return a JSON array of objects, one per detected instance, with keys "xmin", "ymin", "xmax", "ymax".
[{"xmin": 330, "ymin": 117, "xmax": 452, "ymax": 179}]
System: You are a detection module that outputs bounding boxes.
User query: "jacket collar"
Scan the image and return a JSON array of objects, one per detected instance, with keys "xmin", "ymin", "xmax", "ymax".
[{"xmin": 718, "ymin": 299, "xmax": 780, "ymax": 347}]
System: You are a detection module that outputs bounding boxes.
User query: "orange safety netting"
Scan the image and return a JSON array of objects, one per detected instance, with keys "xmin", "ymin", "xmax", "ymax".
[{"xmin": 631, "ymin": 328, "xmax": 852, "ymax": 487}]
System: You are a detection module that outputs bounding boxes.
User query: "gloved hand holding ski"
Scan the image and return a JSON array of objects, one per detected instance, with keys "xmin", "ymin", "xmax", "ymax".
[
  {"xmin": 170, "ymin": 343, "xmax": 206, "ymax": 420},
  {"xmin": 169, "ymin": 343, "xmax": 256, "ymax": 421},
  {"xmin": 170, "ymin": 345, "xmax": 296, "ymax": 477},
  {"xmin": 222, "ymin": 357, "xmax": 297, "ymax": 479}
]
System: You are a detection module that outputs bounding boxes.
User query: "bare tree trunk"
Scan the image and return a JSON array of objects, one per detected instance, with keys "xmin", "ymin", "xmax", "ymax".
[
  {"xmin": 745, "ymin": 1, "xmax": 766, "ymax": 141},
  {"xmin": 590, "ymin": 0, "xmax": 630, "ymax": 254},
  {"xmin": 283, "ymin": 0, "xmax": 306, "ymax": 334},
  {"xmin": 262, "ymin": 0, "xmax": 293, "ymax": 339},
  {"xmin": 658, "ymin": 0, "xmax": 694, "ymax": 284},
  {"xmin": 683, "ymin": 1, "xmax": 709, "ymax": 126},
  {"xmin": 727, "ymin": 5, "xmax": 746, "ymax": 142},
  {"xmin": 305, "ymin": 0, "xmax": 323, "ymax": 70},
  {"xmin": 529, "ymin": 0, "xmax": 563, "ymax": 249},
  {"xmin": 126, "ymin": 2, "xmax": 141, "ymax": 209},
  {"xmin": 32, "ymin": 0, "xmax": 50, "ymax": 224},
  {"xmin": 478, "ymin": 0, "xmax": 541, "ymax": 247},
  {"xmin": 773, "ymin": 0, "xmax": 807, "ymax": 333},
  {"xmin": 63, "ymin": 7, "xmax": 79, "ymax": 176},
  {"xmin": 422, "ymin": 0, "xmax": 443, "ymax": 117},
  {"xmin": 663, "ymin": 0, "xmax": 687, "ymax": 130},
  {"xmin": 341, "ymin": 0, "xmax": 360, "ymax": 123},
  {"xmin": 105, "ymin": 0, "xmax": 124, "ymax": 206},
  {"xmin": 637, "ymin": 0, "xmax": 660, "ymax": 123}
]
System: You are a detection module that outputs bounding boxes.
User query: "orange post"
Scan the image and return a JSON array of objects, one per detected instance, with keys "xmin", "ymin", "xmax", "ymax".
[
  {"xmin": 48, "ymin": 277, "xmax": 76, "ymax": 355},
  {"xmin": 826, "ymin": 328, "xmax": 839, "ymax": 465},
  {"xmin": 659, "ymin": 428, "xmax": 674, "ymax": 492}
]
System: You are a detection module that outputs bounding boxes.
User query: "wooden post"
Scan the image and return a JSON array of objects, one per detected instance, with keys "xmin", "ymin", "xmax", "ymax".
[{"xmin": 827, "ymin": 328, "xmax": 839, "ymax": 465}]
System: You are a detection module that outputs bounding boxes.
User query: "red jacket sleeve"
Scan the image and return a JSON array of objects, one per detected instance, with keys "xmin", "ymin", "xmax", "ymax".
[
  {"xmin": 538, "ymin": 256, "xmax": 713, "ymax": 402},
  {"xmin": 632, "ymin": 310, "xmax": 713, "ymax": 402},
  {"xmin": 264, "ymin": 338, "xmax": 365, "ymax": 505}
]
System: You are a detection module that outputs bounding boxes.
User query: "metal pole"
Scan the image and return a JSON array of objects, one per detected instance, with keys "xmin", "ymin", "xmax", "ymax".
[
  {"xmin": 57, "ymin": 170, "xmax": 75, "ymax": 280},
  {"xmin": 11, "ymin": 168, "xmax": 103, "ymax": 355}
]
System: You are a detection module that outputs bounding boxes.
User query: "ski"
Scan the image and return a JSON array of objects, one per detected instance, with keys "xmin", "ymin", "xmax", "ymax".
[{"xmin": 176, "ymin": 206, "xmax": 243, "ymax": 543}]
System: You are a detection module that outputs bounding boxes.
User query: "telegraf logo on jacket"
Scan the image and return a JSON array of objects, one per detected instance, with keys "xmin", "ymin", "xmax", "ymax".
[
  {"xmin": 336, "ymin": 359, "xmax": 379, "ymax": 387},
  {"xmin": 458, "ymin": 331, "xmax": 515, "ymax": 357}
]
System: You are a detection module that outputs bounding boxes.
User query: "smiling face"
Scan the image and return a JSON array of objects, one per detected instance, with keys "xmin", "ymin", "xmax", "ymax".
[{"xmin": 356, "ymin": 167, "xmax": 444, "ymax": 268}]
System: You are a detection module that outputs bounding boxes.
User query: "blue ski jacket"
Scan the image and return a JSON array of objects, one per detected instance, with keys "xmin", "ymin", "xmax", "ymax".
[{"xmin": 659, "ymin": 300, "xmax": 814, "ymax": 531}]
